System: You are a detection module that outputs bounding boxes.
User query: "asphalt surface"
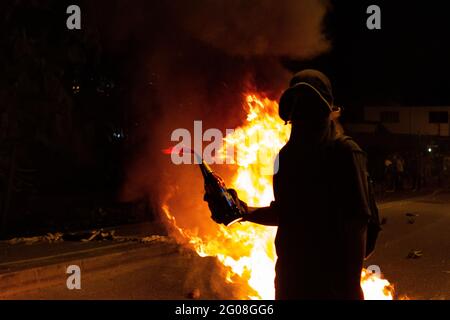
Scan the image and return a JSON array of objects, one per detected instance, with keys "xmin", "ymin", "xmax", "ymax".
[
  {"xmin": 1, "ymin": 192, "xmax": 449, "ymax": 300},
  {"xmin": 3, "ymin": 242, "xmax": 247, "ymax": 300},
  {"xmin": 365, "ymin": 191, "xmax": 450, "ymax": 300}
]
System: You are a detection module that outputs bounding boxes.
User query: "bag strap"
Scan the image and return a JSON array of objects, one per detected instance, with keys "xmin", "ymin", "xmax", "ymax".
[{"xmin": 334, "ymin": 136, "xmax": 381, "ymax": 226}]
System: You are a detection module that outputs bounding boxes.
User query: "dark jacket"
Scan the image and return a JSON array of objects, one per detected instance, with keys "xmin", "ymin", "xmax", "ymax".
[{"xmin": 271, "ymin": 135, "xmax": 371, "ymax": 299}]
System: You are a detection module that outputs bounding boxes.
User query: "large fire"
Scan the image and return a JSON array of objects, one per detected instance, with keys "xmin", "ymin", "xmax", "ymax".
[{"xmin": 163, "ymin": 93, "xmax": 394, "ymax": 300}]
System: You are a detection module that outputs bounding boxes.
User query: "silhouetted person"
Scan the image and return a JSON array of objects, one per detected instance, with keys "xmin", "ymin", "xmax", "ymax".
[
  {"xmin": 384, "ymin": 157, "xmax": 395, "ymax": 192},
  {"xmin": 393, "ymin": 154, "xmax": 405, "ymax": 191},
  {"xmin": 206, "ymin": 70, "xmax": 380, "ymax": 300}
]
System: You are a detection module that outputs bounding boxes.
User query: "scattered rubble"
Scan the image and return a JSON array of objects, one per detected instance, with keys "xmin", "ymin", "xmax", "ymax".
[
  {"xmin": 4, "ymin": 229, "xmax": 171, "ymax": 245},
  {"xmin": 405, "ymin": 213, "xmax": 419, "ymax": 224},
  {"xmin": 405, "ymin": 213, "xmax": 418, "ymax": 217},
  {"xmin": 406, "ymin": 250, "xmax": 423, "ymax": 259},
  {"xmin": 140, "ymin": 235, "xmax": 171, "ymax": 243},
  {"xmin": 7, "ymin": 232, "xmax": 63, "ymax": 245},
  {"xmin": 81, "ymin": 230, "xmax": 116, "ymax": 242}
]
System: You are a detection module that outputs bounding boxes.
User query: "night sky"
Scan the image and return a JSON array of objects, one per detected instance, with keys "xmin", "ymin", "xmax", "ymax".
[
  {"xmin": 4, "ymin": 1, "xmax": 450, "ymax": 112},
  {"xmin": 324, "ymin": 1, "xmax": 450, "ymax": 111},
  {"xmin": 82, "ymin": 0, "xmax": 450, "ymax": 118}
]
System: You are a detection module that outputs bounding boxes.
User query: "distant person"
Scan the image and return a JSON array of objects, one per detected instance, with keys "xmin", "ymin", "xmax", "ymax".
[
  {"xmin": 206, "ymin": 70, "xmax": 381, "ymax": 300},
  {"xmin": 384, "ymin": 157, "xmax": 394, "ymax": 192},
  {"xmin": 393, "ymin": 154, "xmax": 405, "ymax": 191}
]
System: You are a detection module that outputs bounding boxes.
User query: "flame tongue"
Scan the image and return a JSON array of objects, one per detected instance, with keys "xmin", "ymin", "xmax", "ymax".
[
  {"xmin": 163, "ymin": 93, "xmax": 394, "ymax": 300},
  {"xmin": 361, "ymin": 269, "xmax": 394, "ymax": 300}
]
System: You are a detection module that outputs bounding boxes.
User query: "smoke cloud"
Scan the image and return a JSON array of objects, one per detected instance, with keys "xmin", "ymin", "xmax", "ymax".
[
  {"xmin": 89, "ymin": 0, "xmax": 332, "ymax": 234},
  {"xmin": 171, "ymin": 0, "xmax": 330, "ymax": 58}
]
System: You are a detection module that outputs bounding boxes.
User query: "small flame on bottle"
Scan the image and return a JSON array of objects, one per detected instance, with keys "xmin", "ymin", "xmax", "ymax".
[
  {"xmin": 162, "ymin": 146, "xmax": 193, "ymax": 156},
  {"xmin": 162, "ymin": 147, "xmax": 176, "ymax": 155},
  {"xmin": 162, "ymin": 146, "xmax": 203, "ymax": 164}
]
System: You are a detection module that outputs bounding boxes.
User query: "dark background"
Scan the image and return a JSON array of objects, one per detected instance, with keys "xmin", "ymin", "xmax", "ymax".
[
  {"xmin": 304, "ymin": 1, "xmax": 450, "ymax": 117},
  {"xmin": 1, "ymin": 0, "xmax": 449, "ymax": 238}
]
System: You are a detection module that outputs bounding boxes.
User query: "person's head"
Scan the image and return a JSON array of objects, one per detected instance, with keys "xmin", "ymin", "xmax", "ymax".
[{"xmin": 279, "ymin": 69, "xmax": 341, "ymax": 139}]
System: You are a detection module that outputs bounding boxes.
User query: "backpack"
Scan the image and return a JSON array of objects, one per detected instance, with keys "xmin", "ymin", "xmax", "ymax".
[{"xmin": 335, "ymin": 136, "xmax": 382, "ymax": 259}]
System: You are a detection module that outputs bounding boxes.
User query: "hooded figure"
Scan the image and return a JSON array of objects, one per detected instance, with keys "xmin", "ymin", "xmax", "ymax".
[{"xmin": 206, "ymin": 70, "xmax": 377, "ymax": 299}]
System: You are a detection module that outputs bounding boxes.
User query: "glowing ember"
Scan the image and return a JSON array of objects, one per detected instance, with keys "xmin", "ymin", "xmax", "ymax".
[{"xmin": 163, "ymin": 93, "xmax": 394, "ymax": 300}]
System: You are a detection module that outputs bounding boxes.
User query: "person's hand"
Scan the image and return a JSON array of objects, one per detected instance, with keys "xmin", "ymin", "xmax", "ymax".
[
  {"xmin": 227, "ymin": 188, "xmax": 249, "ymax": 216},
  {"xmin": 203, "ymin": 188, "xmax": 248, "ymax": 224}
]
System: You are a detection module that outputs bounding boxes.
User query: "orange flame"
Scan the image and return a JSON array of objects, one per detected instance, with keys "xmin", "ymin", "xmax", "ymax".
[
  {"xmin": 162, "ymin": 93, "xmax": 394, "ymax": 300},
  {"xmin": 361, "ymin": 269, "xmax": 395, "ymax": 300}
]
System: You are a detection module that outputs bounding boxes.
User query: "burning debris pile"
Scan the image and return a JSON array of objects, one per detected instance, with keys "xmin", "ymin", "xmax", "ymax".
[{"xmin": 161, "ymin": 93, "xmax": 395, "ymax": 300}]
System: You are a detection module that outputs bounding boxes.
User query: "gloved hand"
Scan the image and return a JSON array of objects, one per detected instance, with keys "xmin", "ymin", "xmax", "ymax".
[
  {"xmin": 227, "ymin": 188, "xmax": 249, "ymax": 216},
  {"xmin": 204, "ymin": 188, "xmax": 248, "ymax": 225}
]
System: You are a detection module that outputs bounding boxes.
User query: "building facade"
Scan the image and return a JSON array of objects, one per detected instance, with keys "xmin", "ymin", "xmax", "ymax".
[{"xmin": 347, "ymin": 106, "xmax": 450, "ymax": 137}]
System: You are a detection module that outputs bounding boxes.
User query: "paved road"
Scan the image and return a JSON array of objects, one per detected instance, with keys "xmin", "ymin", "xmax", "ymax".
[
  {"xmin": 365, "ymin": 191, "xmax": 450, "ymax": 300},
  {"xmin": 1, "ymin": 240, "xmax": 248, "ymax": 300},
  {"xmin": 2, "ymin": 192, "xmax": 449, "ymax": 300}
]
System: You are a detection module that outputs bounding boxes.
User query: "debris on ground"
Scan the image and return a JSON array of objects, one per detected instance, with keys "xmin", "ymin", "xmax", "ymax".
[
  {"xmin": 4, "ymin": 229, "xmax": 172, "ymax": 246},
  {"xmin": 407, "ymin": 250, "xmax": 423, "ymax": 259},
  {"xmin": 405, "ymin": 213, "xmax": 419, "ymax": 217},
  {"xmin": 7, "ymin": 232, "xmax": 63, "ymax": 245},
  {"xmin": 44, "ymin": 232, "xmax": 64, "ymax": 242},
  {"xmin": 405, "ymin": 213, "xmax": 419, "ymax": 224},
  {"xmin": 7, "ymin": 237, "xmax": 41, "ymax": 245},
  {"xmin": 139, "ymin": 235, "xmax": 171, "ymax": 243},
  {"xmin": 81, "ymin": 230, "xmax": 116, "ymax": 242}
]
